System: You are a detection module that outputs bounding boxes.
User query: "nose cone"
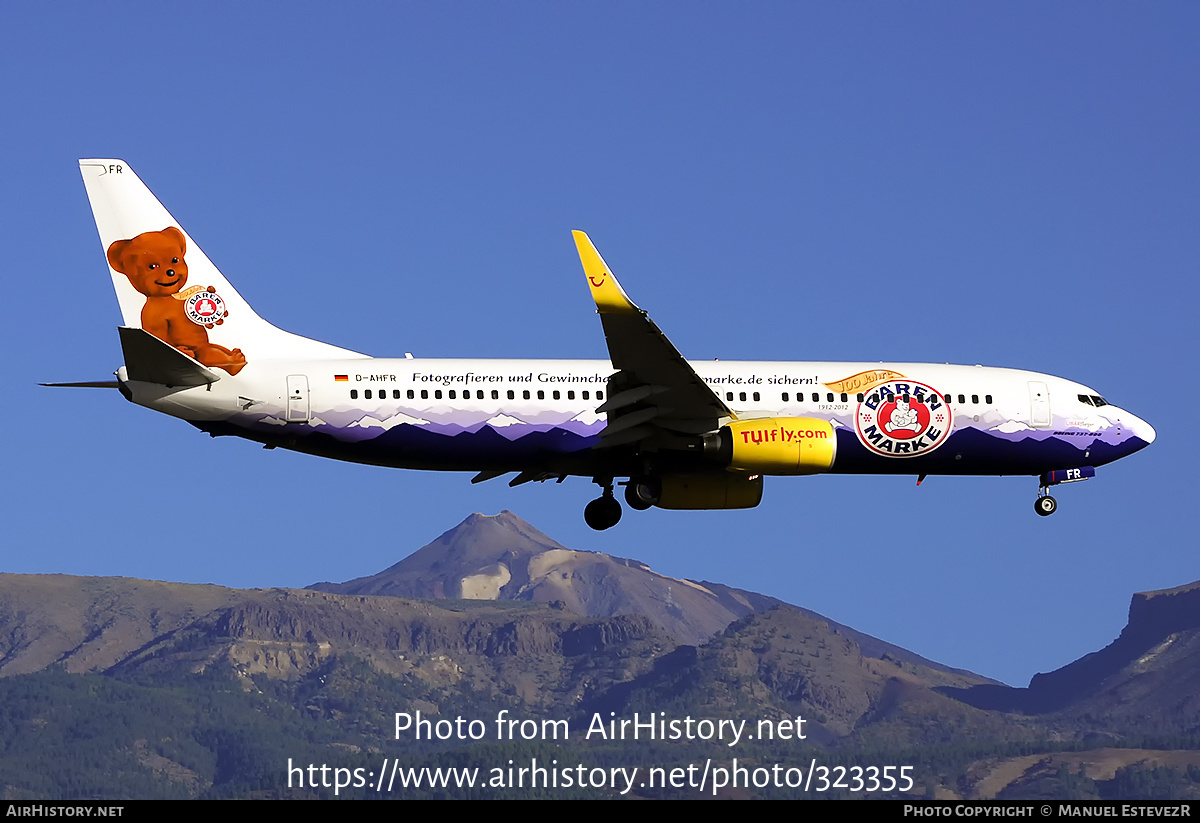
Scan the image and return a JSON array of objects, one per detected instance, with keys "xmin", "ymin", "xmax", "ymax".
[
  {"xmin": 1117, "ymin": 408, "xmax": 1156, "ymax": 453},
  {"xmin": 1130, "ymin": 412, "xmax": 1156, "ymax": 446}
]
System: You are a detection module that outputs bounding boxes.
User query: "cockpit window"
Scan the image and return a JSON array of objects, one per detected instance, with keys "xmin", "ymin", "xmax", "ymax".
[
  {"xmin": 1078, "ymin": 394, "xmax": 1094, "ymax": 406},
  {"xmin": 1091, "ymin": 395, "xmax": 1107, "ymax": 407}
]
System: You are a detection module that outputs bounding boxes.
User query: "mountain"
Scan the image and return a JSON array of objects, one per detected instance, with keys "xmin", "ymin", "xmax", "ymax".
[
  {"xmin": 309, "ymin": 510, "xmax": 983, "ymax": 682},
  {"xmin": 308, "ymin": 510, "xmax": 746, "ymax": 646},
  {"xmin": 595, "ymin": 605, "xmax": 1020, "ymax": 747},
  {"xmin": 948, "ymin": 580, "xmax": 1200, "ymax": 734},
  {"xmin": 2, "ymin": 512, "xmax": 1199, "ymax": 799},
  {"xmin": 0, "ymin": 575, "xmax": 670, "ymax": 706}
]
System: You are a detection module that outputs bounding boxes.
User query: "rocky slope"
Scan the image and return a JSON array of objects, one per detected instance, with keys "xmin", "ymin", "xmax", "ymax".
[
  {"xmin": 947, "ymin": 580, "xmax": 1200, "ymax": 734},
  {"xmin": 0, "ymin": 575, "xmax": 671, "ymax": 709},
  {"xmin": 310, "ymin": 510, "xmax": 985, "ymax": 682}
]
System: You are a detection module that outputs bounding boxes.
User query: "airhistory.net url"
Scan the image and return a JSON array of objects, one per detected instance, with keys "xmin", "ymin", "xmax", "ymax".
[{"xmin": 287, "ymin": 757, "xmax": 915, "ymax": 796}]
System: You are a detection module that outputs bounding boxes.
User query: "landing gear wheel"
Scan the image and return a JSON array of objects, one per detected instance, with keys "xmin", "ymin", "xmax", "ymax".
[
  {"xmin": 1035, "ymin": 495, "xmax": 1058, "ymax": 517},
  {"xmin": 624, "ymin": 479, "xmax": 659, "ymax": 511},
  {"xmin": 584, "ymin": 494, "xmax": 623, "ymax": 530}
]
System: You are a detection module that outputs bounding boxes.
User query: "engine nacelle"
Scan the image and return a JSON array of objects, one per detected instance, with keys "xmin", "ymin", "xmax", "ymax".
[
  {"xmin": 655, "ymin": 473, "xmax": 764, "ymax": 510},
  {"xmin": 706, "ymin": 417, "xmax": 837, "ymax": 475}
]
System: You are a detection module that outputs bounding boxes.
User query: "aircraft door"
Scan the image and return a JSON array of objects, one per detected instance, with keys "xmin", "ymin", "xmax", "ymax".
[
  {"xmin": 286, "ymin": 375, "xmax": 310, "ymax": 422},
  {"xmin": 1028, "ymin": 381, "xmax": 1051, "ymax": 428}
]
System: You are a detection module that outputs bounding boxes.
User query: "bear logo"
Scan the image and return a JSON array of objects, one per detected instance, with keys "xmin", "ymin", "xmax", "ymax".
[
  {"xmin": 106, "ymin": 227, "xmax": 247, "ymax": 376},
  {"xmin": 854, "ymin": 380, "xmax": 952, "ymax": 457}
]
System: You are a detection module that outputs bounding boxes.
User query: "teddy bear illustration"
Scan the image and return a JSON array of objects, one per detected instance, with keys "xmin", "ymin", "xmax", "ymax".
[
  {"xmin": 107, "ymin": 227, "xmax": 247, "ymax": 376},
  {"xmin": 884, "ymin": 397, "xmax": 922, "ymax": 434}
]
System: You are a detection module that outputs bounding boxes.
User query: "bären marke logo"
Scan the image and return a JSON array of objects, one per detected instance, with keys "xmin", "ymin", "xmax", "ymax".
[
  {"xmin": 854, "ymin": 380, "xmax": 952, "ymax": 457},
  {"xmin": 184, "ymin": 288, "xmax": 229, "ymax": 329}
]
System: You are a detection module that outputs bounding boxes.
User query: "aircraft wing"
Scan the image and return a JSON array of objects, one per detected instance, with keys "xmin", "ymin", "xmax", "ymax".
[{"xmin": 573, "ymin": 231, "xmax": 735, "ymax": 450}]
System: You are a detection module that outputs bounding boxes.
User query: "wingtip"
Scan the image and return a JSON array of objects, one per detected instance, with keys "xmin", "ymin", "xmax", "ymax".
[
  {"xmin": 573, "ymin": 231, "xmax": 639, "ymax": 315},
  {"xmin": 570, "ymin": 229, "xmax": 594, "ymax": 253}
]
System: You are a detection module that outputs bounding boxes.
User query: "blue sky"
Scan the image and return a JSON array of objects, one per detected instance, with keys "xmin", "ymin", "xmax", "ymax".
[{"xmin": 2, "ymin": 2, "xmax": 1197, "ymax": 688}]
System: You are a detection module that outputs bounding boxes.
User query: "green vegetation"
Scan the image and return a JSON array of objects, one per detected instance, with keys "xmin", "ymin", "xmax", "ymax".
[{"xmin": 3, "ymin": 658, "xmax": 1199, "ymax": 799}]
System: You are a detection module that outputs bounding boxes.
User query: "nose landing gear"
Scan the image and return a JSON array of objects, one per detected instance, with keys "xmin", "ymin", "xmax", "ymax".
[{"xmin": 1034, "ymin": 467, "xmax": 1095, "ymax": 517}]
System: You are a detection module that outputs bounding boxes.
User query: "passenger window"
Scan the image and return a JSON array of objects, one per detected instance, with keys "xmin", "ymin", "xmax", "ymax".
[
  {"xmin": 857, "ymin": 393, "xmax": 864, "ymax": 402},
  {"xmin": 596, "ymin": 391, "xmax": 604, "ymax": 400},
  {"xmin": 958, "ymin": 394, "xmax": 965, "ymax": 405},
  {"xmin": 507, "ymin": 390, "xmax": 515, "ymax": 400},
  {"xmin": 491, "ymin": 390, "xmax": 499, "ymax": 400},
  {"xmin": 827, "ymin": 393, "xmax": 834, "ymax": 402},
  {"xmin": 753, "ymin": 392, "xmax": 760, "ymax": 402},
  {"xmin": 582, "ymin": 391, "xmax": 589, "ymax": 400},
  {"xmin": 523, "ymin": 390, "xmax": 530, "ymax": 400},
  {"xmin": 537, "ymin": 390, "xmax": 545, "ymax": 400},
  {"xmin": 350, "ymin": 389, "xmax": 358, "ymax": 400},
  {"xmin": 782, "ymin": 392, "xmax": 789, "ymax": 402},
  {"xmin": 726, "ymin": 392, "xmax": 734, "ymax": 401},
  {"xmin": 971, "ymin": 394, "xmax": 979, "ymax": 404},
  {"xmin": 812, "ymin": 392, "xmax": 819, "ymax": 403},
  {"xmin": 739, "ymin": 392, "xmax": 747, "ymax": 402},
  {"xmin": 365, "ymin": 389, "xmax": 372, "ymax": 400},
  {"xmin": 985, "ymin": 394, "xmax": 992, "ymax": 404},
  {"xmin": 477, "ymin": 390, "xmax": 485, "ymax": 400},
  {"xmin": 840, "ymin": 393, "xmax": 848, "ymax": 403},
  {"xmin": 944, "ymin": 394, "xmax": 951, "ymax": 404},
  {"xmin": 421, "ymin": 390, "xmax": 428, "ymax": 400},
  {"xmin": 568, "ymin": 391, "xmax": 575, "ymax": 400},
  {"xmin": 394, "ymin": 390, "xmax": 401, "ymax": 399},
  {"xmin": 435, "ymin": 390, "xmax": 442, "ymax": 399},
  {"xmin": 407, "ymin": 389, "xmax": 414, "ymax": 399},
  {"xmin": 553, "ymin": 390, "xmax": 560, "ymax": 400}
]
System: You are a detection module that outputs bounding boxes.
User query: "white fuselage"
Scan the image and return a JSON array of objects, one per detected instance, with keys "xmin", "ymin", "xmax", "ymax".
[{"xmin": 121, "ymin": 357, "xmax": 1155, "ymax": 479}]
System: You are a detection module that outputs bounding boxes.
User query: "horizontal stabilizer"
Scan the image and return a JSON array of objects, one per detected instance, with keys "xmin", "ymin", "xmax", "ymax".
[
  {"xmin": 118, "ymin": 327, "xmax": 220, "ymax": 387},
  {"xmin": 40, "ymin": 381, "xmax": 120, "ymax": 389}
]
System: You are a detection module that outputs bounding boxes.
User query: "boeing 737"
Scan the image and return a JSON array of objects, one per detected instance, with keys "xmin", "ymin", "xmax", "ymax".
[{"xmin": 55, "ymin": 160, "xmax": 1155, "ymax": 530}]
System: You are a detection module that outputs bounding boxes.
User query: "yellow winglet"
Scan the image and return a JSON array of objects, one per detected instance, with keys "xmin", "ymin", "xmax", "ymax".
[{"xmin": 572, "ymin": 230, "xmax": 640, "ymax": 315}]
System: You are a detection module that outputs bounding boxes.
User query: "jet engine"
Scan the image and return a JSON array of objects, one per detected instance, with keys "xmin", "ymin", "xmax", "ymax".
[
  {"xmin": 653, "ymin": 472, "xmax": 764, "ymax": 510},
  {"xmin": 703, "ymin": 417, "xmax": 837, "ymax": 475}
]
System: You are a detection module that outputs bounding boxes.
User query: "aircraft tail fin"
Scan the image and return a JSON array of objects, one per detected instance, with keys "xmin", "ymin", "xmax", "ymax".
[{"xmin": 79, "ymin": 160, "xmax": 366, "ymax": 369}]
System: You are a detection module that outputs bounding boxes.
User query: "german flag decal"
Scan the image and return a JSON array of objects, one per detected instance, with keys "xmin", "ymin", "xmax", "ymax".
[{"xmin": 334, "ymin": 374, "xmax": 349, "ymax": 382}]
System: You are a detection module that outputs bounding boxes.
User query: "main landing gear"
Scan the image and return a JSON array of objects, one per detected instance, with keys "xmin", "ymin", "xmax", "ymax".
[
  {"xmin": 1034, "ymin": 491, "xmax": 1058, "ymax": 517},
  {"xmin": 584, "ymin": 480, "xmax": 622, "ymax": 531},
  {"xmin": 584, "ymin": 477, "xmax": 662, "ymax": 530}
]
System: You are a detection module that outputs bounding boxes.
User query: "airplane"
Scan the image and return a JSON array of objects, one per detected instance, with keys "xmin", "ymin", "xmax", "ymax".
[{"xmin": 53, "ymin": 159, "xmax": 1155, "ymax": 531}]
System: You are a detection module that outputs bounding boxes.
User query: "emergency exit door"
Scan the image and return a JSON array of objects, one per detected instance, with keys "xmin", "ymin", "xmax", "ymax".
[{"xmin": 286, "ymin": 375, "xmax": 310, "ymax": 422}]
